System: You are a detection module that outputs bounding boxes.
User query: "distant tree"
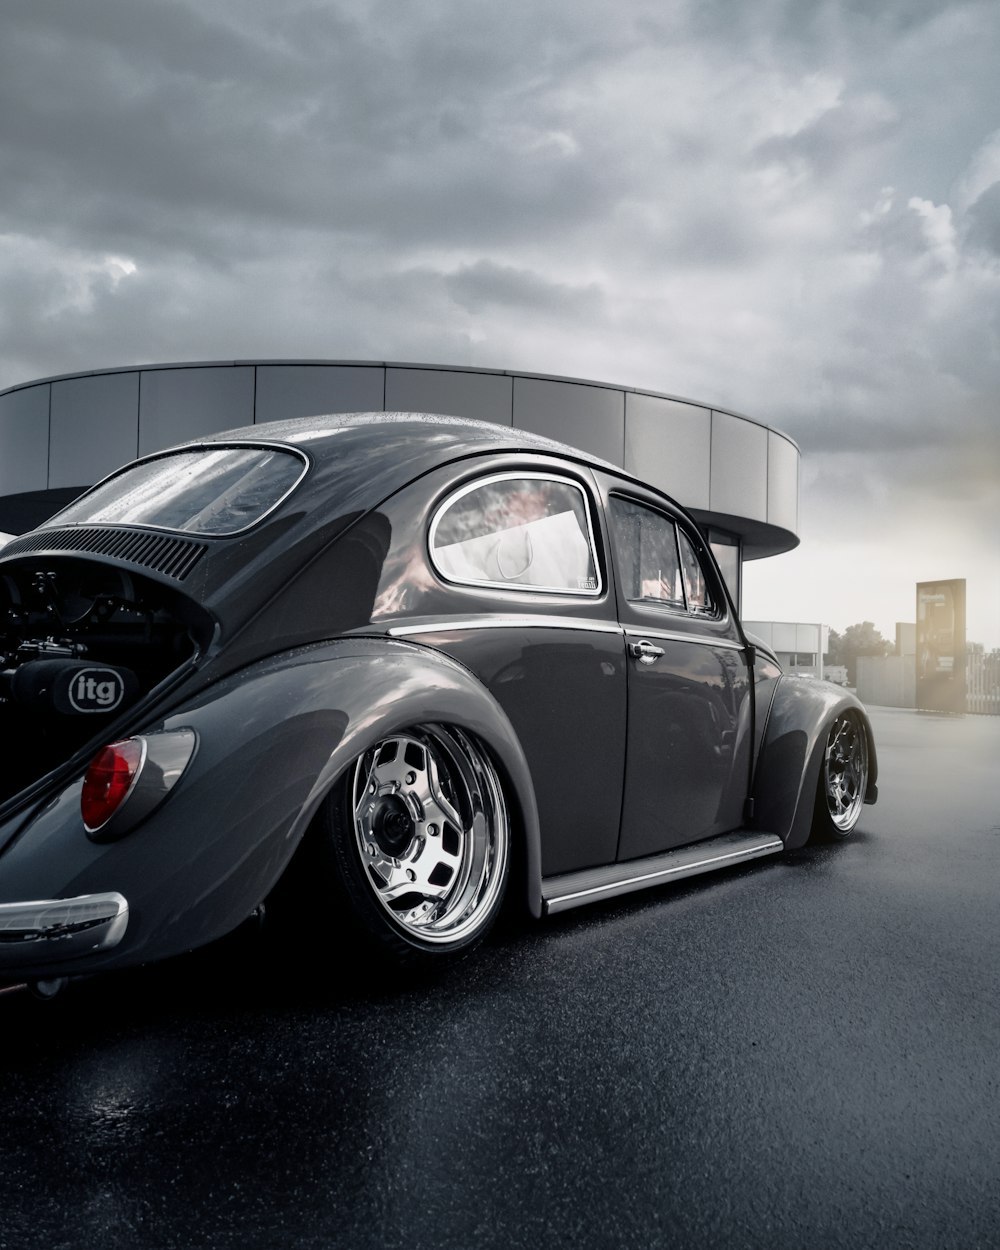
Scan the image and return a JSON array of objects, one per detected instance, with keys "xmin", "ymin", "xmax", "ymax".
[{"xmin": 826, "ymin": 621, "xmax": 892, "ymax": 685}]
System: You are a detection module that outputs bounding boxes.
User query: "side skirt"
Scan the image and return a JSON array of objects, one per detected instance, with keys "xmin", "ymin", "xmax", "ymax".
[{"xmin": 541, "ymin": 830, "xmax": 784, "ymax": 915}]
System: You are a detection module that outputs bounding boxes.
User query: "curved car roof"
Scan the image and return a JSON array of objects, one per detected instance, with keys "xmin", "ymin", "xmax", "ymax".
[
  {"xmin": 191, "ymin": 410, "xmax": 618, "ymax": 472},
  {"xmin": 157, "ymin": 411, "xmax": 624, "ymax": 537}
]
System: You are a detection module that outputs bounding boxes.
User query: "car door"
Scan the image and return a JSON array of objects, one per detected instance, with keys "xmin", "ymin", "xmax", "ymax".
[
  {"xmin": 368, "ymin": 456, "xmax": 629, "ymax": 878},
  {"xmin": 597, "ymin": 475, "xmax": 753, "ymax": 861}
]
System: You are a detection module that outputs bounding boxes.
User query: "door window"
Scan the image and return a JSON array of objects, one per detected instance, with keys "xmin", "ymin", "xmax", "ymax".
[
  {"xmin": 610, "ymin": 495, "xmax": 719, "ymax": 617},
  {"xmin": 678, "ymin": 529, "xmax": 716, "ymax": 615},
  {"xmin": 608, "ymin": 497, "xmax": 684, "ymax": 608}
]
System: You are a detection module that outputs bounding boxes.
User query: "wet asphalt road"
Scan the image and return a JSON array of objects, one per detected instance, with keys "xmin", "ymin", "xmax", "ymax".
[{"xmin": 1, "ymin": 706, "xmax": 999, "ymax": 1250}]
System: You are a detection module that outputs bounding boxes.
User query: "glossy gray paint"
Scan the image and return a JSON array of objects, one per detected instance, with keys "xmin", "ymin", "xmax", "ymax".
[
  {"xmin": 0, "ymin": 413, "xmax": 876, "ymax": 981},
  {"xmin": 752, "ymin": 675, "xmax": 878, "ymax": 850},
  {"xmin": 358, "ymin": 452, "xmax": 627, "ymax": 877},
  {"xmin": 0, "ymin": 638, "xmax": 541, "ymax": 979}
]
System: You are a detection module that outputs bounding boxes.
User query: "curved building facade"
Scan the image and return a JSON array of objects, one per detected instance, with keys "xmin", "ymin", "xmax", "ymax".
[{"xmin": 0, "ymin": 360, "xmax": 800, "ymax": 608}]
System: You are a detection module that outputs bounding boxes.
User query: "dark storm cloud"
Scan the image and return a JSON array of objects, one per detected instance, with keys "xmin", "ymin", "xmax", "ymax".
[
  {"xmin": 0, "ymin": 0, "xmax": 629, "ymax": 260},
  {"xmin": 441, "ymin": 260, "xmax": 604, "ymax": 316},
  {"xmin": 1, "ymin": 0, "xmax": 999, "ymax": 587}
]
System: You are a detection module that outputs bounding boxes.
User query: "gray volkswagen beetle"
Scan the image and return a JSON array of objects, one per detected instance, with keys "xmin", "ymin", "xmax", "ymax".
[{"xmin": 0, "ymin": 413, "xmax": 876, "ymax": 985}]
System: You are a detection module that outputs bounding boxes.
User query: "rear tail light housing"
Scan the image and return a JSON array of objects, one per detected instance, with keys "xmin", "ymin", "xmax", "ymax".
[
  {"xmin": 82, "ymin": 739, "xmax": 146, "ymax": 832},
  {"xmin": 82, "ymin": 728, "xmax": 197, "ymax": 841}
]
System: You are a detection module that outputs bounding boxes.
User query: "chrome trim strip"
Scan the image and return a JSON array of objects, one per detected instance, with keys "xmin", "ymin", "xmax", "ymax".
[
  {"xmin": 542, "ymin": 833, "xmax": 782, "ymax": 915},
  {"xmin": 0, "ymin": 892, "xmax": 129, "ymax": 966},
  {"xmin": 389, "ymin": 616, "xmax": 623, "ymax": 638},
  {"xmin": 623, "ymin": 625, "xmax": 744, "ymax": 650}
]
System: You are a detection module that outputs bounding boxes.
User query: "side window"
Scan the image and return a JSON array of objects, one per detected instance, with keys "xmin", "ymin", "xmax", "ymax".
[
  {"xmin": 677, "ymin": 529, "xmax": 716, "ymax": 615},
  {"xmin": 609, "ymin": 497, "xmax": 684, "ymax": 607},
  {"xmin": 430, "ymin": 474, "xmax": 601, "ymax": 595},
  {"xmin": 609, "ymin": 496, "xmax": 721, "ymax": 618}
]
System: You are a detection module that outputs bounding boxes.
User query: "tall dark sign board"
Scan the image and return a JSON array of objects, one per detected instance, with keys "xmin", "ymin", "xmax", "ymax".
[{"xmin": 916, "ymin": 579, "xmax": 967, "ymax": 712}]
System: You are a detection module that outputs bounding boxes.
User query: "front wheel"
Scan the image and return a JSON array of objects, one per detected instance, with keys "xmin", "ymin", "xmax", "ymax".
[
  {"xmin": 320, "ymin": 725, "xmax": 510, "ymax": 963},
  {"xmin": 811, "ymin": 710, "xmax": 869, "ymax": 840}
]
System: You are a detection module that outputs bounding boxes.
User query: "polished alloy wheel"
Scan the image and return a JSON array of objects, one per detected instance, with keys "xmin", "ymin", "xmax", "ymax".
[
  {"xmin": 349, "ymin": 727, "xmax": 509, "ymax": 946},
  {"xmin": 822, "ymin": 711, "xmax": 868, "ymax": 833}
]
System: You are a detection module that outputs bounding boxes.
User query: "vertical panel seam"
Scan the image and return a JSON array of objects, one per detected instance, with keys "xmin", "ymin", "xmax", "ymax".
[
  {"xmin": 708, "ymin": 408, "xmax": 714, "ymax": 510},
  {"xmin": 46, "ymin": 382, "xmax": 52, "ymax": 489},
  {"xmin": 766, "ymin": 429, "xmax": 771, "ymax": 525},
  {"xmin": 136, "ymin": 371, "xmax": 143, "ymax": 460}
]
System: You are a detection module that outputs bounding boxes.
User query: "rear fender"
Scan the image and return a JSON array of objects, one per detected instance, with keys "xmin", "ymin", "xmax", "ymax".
[
  {"xmin": 753, "ymin": 676, "xmax": 878, "ymax": 850},
  {"xmin": 0, "ymin": 637, "xmax": 541, "ymax": 974}
]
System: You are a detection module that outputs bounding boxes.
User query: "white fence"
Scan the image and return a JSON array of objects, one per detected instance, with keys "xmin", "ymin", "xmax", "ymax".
[
  {"xmin": 967, "ymin": 650, "xmax": 1000, "ymax": 714},
  {"xmin": 858, "ymin": 650, "xmax": 1000, "ymax": 715},
  {"xmin": 857, "ymin": 655, "xmax": 915, "ymax": 709}
]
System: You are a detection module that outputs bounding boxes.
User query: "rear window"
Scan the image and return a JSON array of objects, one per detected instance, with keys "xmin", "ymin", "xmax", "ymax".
[
  {"xmin": 430, "ymin": 473, "xmax": 601, "ymax": 595},
  {"xmin": 44, "ymin": 446, "xmax": 307, "ymax": 537}
]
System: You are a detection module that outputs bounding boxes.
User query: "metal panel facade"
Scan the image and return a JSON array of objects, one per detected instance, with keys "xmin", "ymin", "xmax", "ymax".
[
  {"xmin": 255, "ymin": 365, "xmax": 384, "ymax": 423},
  {"xmin": 139, "ymin": 367, "xmax": 255, "ymax": 455},
  {"xmin": 49, "ymin": 372, "xmax": 139, "ymax": 488},
  {"xmin": 624, "ymin": 392, "xmax": 711, "ymax": 509},
  {"xmin": 767, "ymin": 430, "xmax": 799, "ymax": 533},
  {"xmin": 710, "ymin": 411, "xmax": 768, "ymax": 522},
  {"xmin": 0, "ymin": 385, "xmax": 49, "ymax": 495},
  {"xmin": 0, "ymin": 362, "xmax": 801, "ymax": 562},
  {"xmin": 513, "ymin": 377, "xmax": 624, "ymax": 466},
  {"xmin": 385, "ymin": 368, "xmax": 512, "ymax": 425}
]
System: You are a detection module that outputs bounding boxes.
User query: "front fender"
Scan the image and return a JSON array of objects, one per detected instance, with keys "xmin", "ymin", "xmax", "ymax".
[
  {"xmin": 0, "ymin": 637, "xmax": 541, "ymax": 977},
  {"xmin": 753, "ymin": 676, "xmax": 878, "ymax": 850}
]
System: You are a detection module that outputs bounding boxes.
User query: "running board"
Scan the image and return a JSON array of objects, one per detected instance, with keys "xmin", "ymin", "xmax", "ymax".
[{"xmin": 541, "ymin": 830, "xmax": 784, "ymax": 915}]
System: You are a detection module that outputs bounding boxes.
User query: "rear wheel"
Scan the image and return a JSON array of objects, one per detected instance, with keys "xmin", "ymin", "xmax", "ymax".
[
  {"xmin": 812, "ymin": 710, "xmax": 869, "ymax": 840},
  {"xmin": 321, "ymin": 725, "xmax": 510, "ymax": 963}
]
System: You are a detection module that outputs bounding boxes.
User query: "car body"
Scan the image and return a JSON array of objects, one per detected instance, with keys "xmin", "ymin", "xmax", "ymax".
[{"xmin": 0, "ymin": 413, "xmax": 877, "ymax": 982}]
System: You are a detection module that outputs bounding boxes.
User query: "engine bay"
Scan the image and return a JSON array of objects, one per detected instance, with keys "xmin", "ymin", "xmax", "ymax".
[{"xmin": 0, "ymin": 557, "xmax": 213, "ymax": 806}]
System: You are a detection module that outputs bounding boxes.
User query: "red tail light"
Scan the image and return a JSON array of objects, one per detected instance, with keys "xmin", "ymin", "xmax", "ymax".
[{"xmin": 82, "ymin": 738, "xmax": 145, "ymax": 831}]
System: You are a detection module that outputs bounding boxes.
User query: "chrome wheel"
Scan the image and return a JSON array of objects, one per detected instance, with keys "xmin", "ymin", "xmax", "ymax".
[
  {"xmin": 348, "ymin": 726, "xmax": 509, "ymax": 947},
  {"xmin": 820, "ymin": 711, "xmax": 868, "ymax": 835}
]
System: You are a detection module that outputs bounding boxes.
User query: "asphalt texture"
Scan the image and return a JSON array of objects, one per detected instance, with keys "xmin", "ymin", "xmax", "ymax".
[{"xmin": 1, "ymin": 706, "xmax": 999, "ymax": 1250}]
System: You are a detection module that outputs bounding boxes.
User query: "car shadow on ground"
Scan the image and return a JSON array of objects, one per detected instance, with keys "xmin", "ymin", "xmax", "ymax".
[{"xmin": 0, "ymin": 834, "xmax": 862, "ymax": 1046}]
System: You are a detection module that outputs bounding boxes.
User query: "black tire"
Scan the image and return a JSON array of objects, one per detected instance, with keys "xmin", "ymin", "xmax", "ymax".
[
  {"xmin": 811, "ymin": 710, "xmax": 869, "ymax": 841},
  {"xmin": 316, "ymin": 725, "xmax": 510, "ymax": 964}
]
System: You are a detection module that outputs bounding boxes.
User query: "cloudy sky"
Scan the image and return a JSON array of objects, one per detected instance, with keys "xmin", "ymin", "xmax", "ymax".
[{"xmin": 2, "ymin": 0, "xmax": 998, "ymax": 644}]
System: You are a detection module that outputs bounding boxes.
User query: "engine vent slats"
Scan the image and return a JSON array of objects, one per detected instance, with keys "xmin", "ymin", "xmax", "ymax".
[{"xmin": 0, "ymin": 527, "xmax": 207, "ymax": 581}]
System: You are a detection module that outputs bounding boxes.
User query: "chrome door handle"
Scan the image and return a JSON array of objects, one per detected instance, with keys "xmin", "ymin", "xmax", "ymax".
[{"xmin": 629, "ymin": 639, "xmax": 664, "ymax": 665}]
